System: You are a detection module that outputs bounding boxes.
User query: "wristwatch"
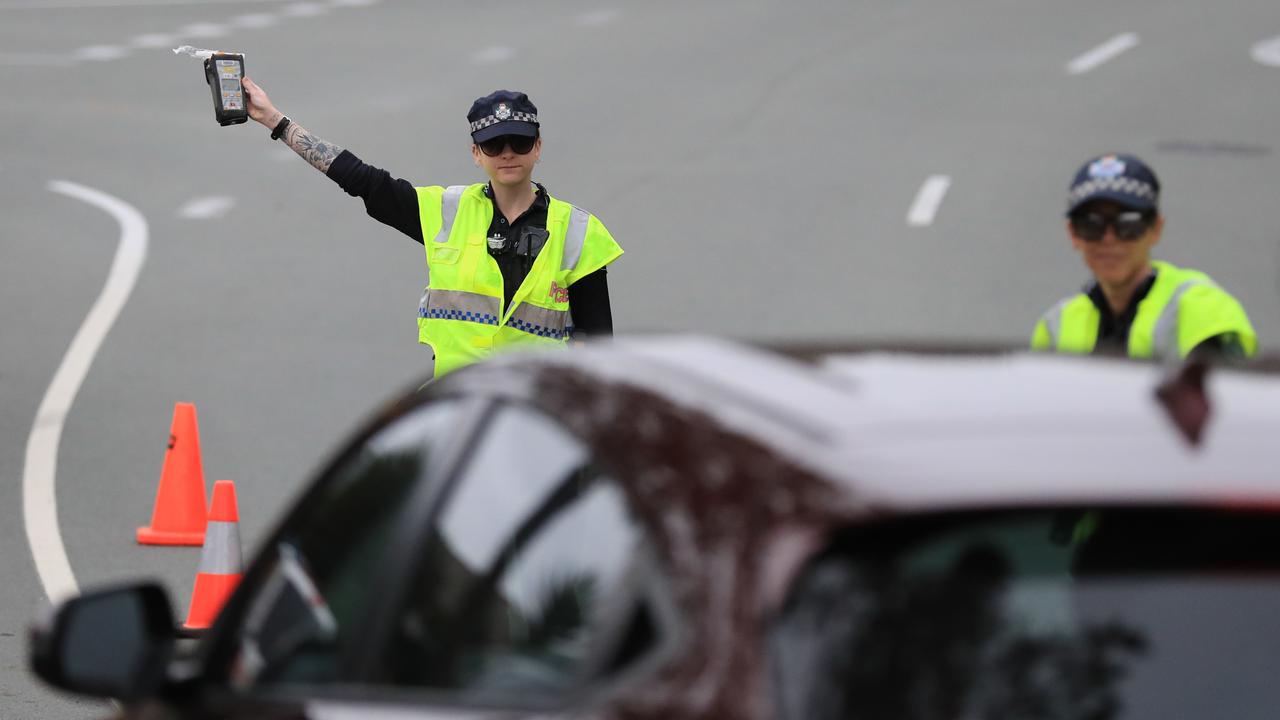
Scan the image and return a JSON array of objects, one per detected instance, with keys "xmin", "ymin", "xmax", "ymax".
[{"xmin": 270, "ymin": 115, "xmax": 291, "ymax": 141}]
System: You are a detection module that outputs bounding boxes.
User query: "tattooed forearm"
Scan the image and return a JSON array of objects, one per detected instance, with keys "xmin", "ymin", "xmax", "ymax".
[{"xmin": 284, "ymin": 123, "xmax": 344, "ymax": 174}]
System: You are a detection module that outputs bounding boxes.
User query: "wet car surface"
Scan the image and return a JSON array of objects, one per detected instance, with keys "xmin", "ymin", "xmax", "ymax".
[{"xmin": 32, "ymin": 338, "xmax": 1280, "ymax": 720}]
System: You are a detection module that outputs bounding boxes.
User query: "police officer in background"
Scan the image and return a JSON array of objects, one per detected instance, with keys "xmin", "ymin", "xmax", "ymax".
[
  {"xmin": 1031, "ymin": 153, "xmax": 1256, "ymax": 360},
  {"xmin": 238, "ymin": 77, "xmax": 622, "ymax": 378}
]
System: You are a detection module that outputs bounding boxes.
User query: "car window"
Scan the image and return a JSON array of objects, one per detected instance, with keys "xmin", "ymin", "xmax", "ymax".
[
  {"xmin": 770, "ymin": 508, "xmax": 1280, "ymax": 720},
  {"xmin": 225, "ymin": 400, "xmax": 462, "ymax": 690},
  {"xmin": 384, "ymin": 403, "xmax": 647, "ymax": 701}
]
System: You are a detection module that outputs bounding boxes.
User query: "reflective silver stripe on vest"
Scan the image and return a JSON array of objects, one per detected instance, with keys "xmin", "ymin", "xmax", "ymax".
[
  {"xmin": 508, "ymin": 303, "xmax": 570, "ymax": 339},
  {"xmin": 1041, "ymin": 296, "xmax": 1075, "ymax": 348},
  {"xmin": 433, "ymin": 185, "xmax": 466, "ymax": 244},
  {"xmin": 197, "ymin": 521, "xmax": 242, "ymax": 575},
  {"xmin": 419, "ymin": 289, "xmax": 501, "ymax": 326},
  {"xmin": 561, "ymin": 206, "xmax": 590, "ymax": 271},
  {"xmin": 1152, "ymin": 280, "xmax": 1206, "ymax": 358}
]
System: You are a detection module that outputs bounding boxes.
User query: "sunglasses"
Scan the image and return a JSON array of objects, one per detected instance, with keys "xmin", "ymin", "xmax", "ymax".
[
  {"xmin": 477, "ymin": 134, "xmax": 537, "ymax": 157},
  {"xmin": 1070, "ymin": 210, "xmax": 1154, "ymax": 242}
]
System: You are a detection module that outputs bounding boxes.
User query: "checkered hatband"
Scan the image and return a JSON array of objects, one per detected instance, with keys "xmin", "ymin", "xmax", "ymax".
[
  {"xmin": 1067, "ymin": 177, "xmax": 1158, "ymax": 209},
  {"xmin": 469, "ymin": 111, "xmax": 539, "ymax": 133}
]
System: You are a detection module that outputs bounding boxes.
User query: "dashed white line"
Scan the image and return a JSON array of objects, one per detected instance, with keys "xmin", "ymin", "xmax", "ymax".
[
  {"xmin": 283, "ymin": 2, "xmax": 327, "ymax": 17},
  {"xmin": 74, "ymin": 45, "xmax": 129, "ymax": 61},
  {"xmin": 1252, "ymin": 36, "xmax": 1280, "ymax": 67},
  {"xmin": 25, "ymin": 181, "xmax": 149, "ymax": 604},
  {"xmin": 0, "ymin": 52, "xmax": 78, "ymax": 66},
  {"xmin": 0, "ymin": 0, "xmax": 292, "ymax": 7},
  {"xmin": 575, "ymin": 8, "xmax": 619, "ymax": 26},
  {"xmin": 472, "ymin": 45, "xmax": 515, "ymax": 65},
  {"xmin": 179, "ymin": 196, "xmax": 236, "ymax": 219},
  {"xmin": 2, "ymin": 1, "xmax": 376, "ymax": 66},
  {"xmin": 907, "ymin": 175, "xmax": 952, "ymax": 227},
  {"xmin": 1066, "ymin": 32, "xmax": 1140, "ymax": 75},
  {"xmin": 131, "ymin": 33, "xmax": 177, "ymax": 48},
  {"xmin": 178, "ymin": 22, "xmax": 229, "ymax": 38},
  {"xmin": 233, "ymin": 12, "xmax": 277, "ymax": 28}
]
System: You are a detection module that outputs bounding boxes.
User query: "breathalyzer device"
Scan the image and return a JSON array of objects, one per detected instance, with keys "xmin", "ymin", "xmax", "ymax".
[{"xmin": 203, "ymin": 52, "xmax": 248, "ymax": 126}]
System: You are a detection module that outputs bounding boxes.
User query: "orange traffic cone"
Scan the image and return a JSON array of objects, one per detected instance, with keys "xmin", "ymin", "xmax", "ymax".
[
  {"xmin": 137, "ymin": 402, "xmax": 209, "ymax": 545},
  {"xmin": 184, "ymin": 480, "xmax": 243, "ymax": 630}
]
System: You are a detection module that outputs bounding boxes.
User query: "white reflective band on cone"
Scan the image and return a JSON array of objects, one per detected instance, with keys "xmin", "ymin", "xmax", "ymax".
[{"xmin": 197, "ymin": 520, "xmax": 243, "ymax": 575}]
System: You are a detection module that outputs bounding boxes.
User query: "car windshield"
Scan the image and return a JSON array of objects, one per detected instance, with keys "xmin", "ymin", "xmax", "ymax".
[
  {"xmin": 224, "ymin": 401, "xmax": 461, "ymax": 689},
  {"xmin": 771, "ymin": 507, "xmax": 1280, "ymax": 720}
]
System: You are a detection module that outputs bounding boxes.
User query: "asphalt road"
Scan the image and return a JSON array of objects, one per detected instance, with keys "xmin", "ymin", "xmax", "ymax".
[{"xmin": 2, "ymin": 0, "xmax": 1278, "ymax": 715}]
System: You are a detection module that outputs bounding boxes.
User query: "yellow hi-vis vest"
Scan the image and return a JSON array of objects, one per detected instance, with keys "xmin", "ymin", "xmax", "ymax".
[
  {"xmin": 415, "ymin": 183, "xmax": 623, "ymax": 377},
  {"xmin": 1030, "ymin": 260, "xmax": 1257, "ymax": 359}
]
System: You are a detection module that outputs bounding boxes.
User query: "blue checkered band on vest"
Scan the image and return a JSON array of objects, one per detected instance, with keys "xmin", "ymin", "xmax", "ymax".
[
  {"xmin": 1068, "ymin": 177, "xmax": 1158, "ymax": 208},
  {"xmin": 470, "ymin": 111, "xmax": 539, "ymax": 133},
  {"xmin": 419, "ymin": 307, "xmax": 500, "ymax": 326},
  {"xmin": 508, "ymin": 317, "xmax": 568, "ymax": 339}
]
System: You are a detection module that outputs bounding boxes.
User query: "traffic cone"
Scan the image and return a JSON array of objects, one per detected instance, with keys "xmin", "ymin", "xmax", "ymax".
[
  {"xmin": 137, "ymin": 402, "xmax": 208, "ymax": 545},
  {"xmin": 184, "ymin": 480, "xmax": 243, "ymax": 630}
]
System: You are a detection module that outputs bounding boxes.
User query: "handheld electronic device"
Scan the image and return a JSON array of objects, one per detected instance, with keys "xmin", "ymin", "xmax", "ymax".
[{"xmin": 203, "ymin": 52, "xmax": 248, "ymax": 126}]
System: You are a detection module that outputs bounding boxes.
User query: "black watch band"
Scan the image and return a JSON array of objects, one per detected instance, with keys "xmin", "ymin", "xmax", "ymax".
[{"xmin": 270, "ymin": 115, "xmax": 291, "ymax": 141}]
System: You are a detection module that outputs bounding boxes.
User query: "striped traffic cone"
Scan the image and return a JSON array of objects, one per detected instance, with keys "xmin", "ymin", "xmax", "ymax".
[{"xmin": 183, "ymin": 480, "xmax": 243, "ymax": 630}]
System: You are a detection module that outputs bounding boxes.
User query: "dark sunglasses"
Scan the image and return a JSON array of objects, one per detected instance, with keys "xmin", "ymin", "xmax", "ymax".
[
  {"xmin": 477, "ymin": 134, "xmax": 537, "ymax": 157},
  {"xmin": 1070, "ymin": 210, "xmax": 1154, "ymax": 242}
]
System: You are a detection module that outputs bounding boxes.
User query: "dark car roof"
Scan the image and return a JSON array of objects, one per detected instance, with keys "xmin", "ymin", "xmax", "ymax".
[{"xmin": 451, "ymin": 337, "xmax": 1280, "ymax": 513}]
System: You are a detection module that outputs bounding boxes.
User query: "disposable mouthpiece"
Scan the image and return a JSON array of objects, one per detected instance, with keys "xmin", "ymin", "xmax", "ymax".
[{"xmin": 172, "ymin": 45, "xmax": 216, "ymax": 60}]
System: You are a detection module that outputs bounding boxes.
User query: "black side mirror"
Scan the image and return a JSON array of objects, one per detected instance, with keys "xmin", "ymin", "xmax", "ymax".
[{"xmin": 30, "ymin": 582, "xmax": 176, "ymax": 700}]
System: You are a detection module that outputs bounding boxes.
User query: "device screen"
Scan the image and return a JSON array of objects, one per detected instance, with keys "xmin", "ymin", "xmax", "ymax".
[{"xmin": 215, "ymin": 59, "xmax": 243, "ymax": 111}]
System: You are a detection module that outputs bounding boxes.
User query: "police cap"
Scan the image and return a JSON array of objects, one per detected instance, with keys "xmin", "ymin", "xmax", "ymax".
[
  {"xmin": 1066, "ymin": 153, "xmax": 1161, "ymax": 215},
  {"xmin": 468, "ymin": 90, "xmax": 540, "ymax": 142}
]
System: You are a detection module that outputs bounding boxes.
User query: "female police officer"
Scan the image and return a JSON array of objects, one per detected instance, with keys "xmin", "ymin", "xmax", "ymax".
[
  {"xmin": 1031, "ymin": 153, "xmax": 1255, "ymax": 360},
  {"xmin": 239, "ymin": 77, "xmax": 622, "ymax": 378}
]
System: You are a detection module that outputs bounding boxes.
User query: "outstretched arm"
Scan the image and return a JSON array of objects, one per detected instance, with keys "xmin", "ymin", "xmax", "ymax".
[{"xmin": 242, "ymin": 76, "xmax": 344, "ymax": 174}]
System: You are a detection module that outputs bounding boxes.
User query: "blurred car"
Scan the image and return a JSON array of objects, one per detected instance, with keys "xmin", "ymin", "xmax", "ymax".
[{"xmin": 31, "ymin": 337, "xmax": 1280, "ymax": 720}]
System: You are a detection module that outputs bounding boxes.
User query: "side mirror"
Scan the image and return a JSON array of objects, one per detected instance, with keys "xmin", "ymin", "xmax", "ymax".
[{"xmin": 30, "ymin": 582, "xmax": 176, "ymax": 700}]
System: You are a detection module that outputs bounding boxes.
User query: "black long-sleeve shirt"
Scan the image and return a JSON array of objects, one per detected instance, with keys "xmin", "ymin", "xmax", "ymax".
[{"xmin": 326, "ymin": 149, "xmax": 613, "ymax": 337}]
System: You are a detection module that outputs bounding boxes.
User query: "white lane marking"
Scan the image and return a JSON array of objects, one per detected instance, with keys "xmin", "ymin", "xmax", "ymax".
[
  {"xmin": 0, "ymin": 0, "xmax": 287, "ymax": 7},
  {"xmin": 906, "ymin": 175, "xmax": 952, "ymax": 227},
  {"xmin": 1066, "ymin": 32, "xmax": 1139, "ymax": 75},
  {"xmin": 1252, "ymin": 36, "xmax": 1280, "ymax": 67},
  {"xmin": 472, "ymin": 45, "xmax": 515, "ymax": 65},
  {"xmin": 179, "ymin": 196, "xmax": 236, "ymax": 219},
  {"xmin": 233, "ymin": 12, "xmax": 277, "ymax": 28},
  {"xmin": 575, "ymin": 8, "xmax": 618, "ymax": 26},
  {"xmin": 178, "ymin": 22, "xmax": 228, "ymax": 37},
  {"xmin": 283, "ymin": 1, "xmax": 327, "ymax": 16},
  {"xmin": 74, "ymin": 45, "xmax": 129, "ymax": 61},
  {"xmin": 0, "ymin": 52, "xmax": 78, "ymax": 66},
  {"xmin": 25, "ymin": 181, "xmax": 149, "ymax": 604},
  {"xmin": 131, "ymin": 33, "xmax": 176, "ymax": 48},
  {"xmin": 1, "ymin": 0, "xmax": 372, "ymax": 66}
]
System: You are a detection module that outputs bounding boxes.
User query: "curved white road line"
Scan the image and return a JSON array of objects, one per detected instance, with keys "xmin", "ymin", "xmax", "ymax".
[{"xmin": 24, "ymin": 181, "xmax": 148, "ymax": 603}]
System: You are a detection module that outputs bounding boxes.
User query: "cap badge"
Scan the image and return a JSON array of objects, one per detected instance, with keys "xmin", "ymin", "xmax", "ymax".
[
  {"xmin": 494, "ymin": 102, "xmax": 512, "ymax": 121},
  {"xmin": 1088, "ymin": 156, "xmax": 1126, "ymax": 179}
]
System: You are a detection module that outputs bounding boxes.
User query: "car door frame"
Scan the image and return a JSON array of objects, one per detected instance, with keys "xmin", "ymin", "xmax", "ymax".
[
  {"xmin": 185, "ymin": 390, "xmax": 499, "ymax": 711},
  {"xmin": 345, "ymin": 390, "xmax": 687, "ymax": 711}
]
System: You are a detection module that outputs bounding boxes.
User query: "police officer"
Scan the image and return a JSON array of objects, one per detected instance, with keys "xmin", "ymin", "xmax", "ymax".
[
  {"xmin": 239, "ymin": 78, "xmax": 622, "ymax": 378},
  {"xmin": 1031, "ymin": 153, "xmax": 1256, "ymax": 360}
]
